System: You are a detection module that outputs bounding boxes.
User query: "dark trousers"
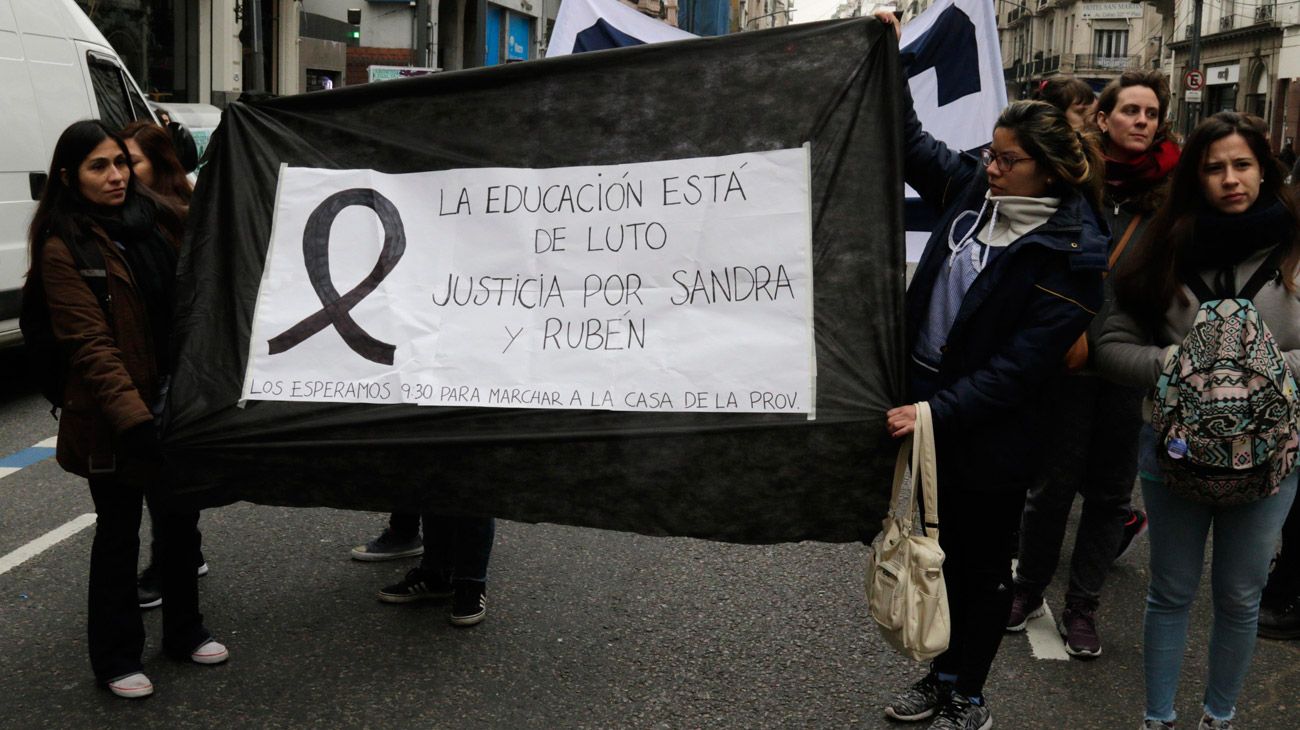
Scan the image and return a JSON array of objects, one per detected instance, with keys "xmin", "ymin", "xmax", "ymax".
[
  {"xmin": 1016, "ymin": 374, "xmax": 1143, "ymax": 609},
  {"xmin": 906, "ymin": 360, "xmax": 1023, "ymax": 696},
  {"xmin": 419, "ymin": 513, "xmax": 494, "ymax": 581},
  {"xmin": 1263, "ymin": 498, "xmax": 1300, "ymax": 602},
  {"xmin": 389, "ymin": 511, "xmax": 420, "ymax": 540},
  {"xmin": 931, "ymin": 486, "xmax": 1026, "ymax": 698},
  {"xmin": 146, "ymin": 495, "xmax": 204, "ymax": 569},
  {"xmin": 87, "ymin": 472, "xmax": 209, "ymax": 682}
]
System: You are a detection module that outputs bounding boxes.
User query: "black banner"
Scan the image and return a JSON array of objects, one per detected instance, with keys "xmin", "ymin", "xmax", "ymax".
[{"xmin": 163, "ymin": 19, "xmax": 905, "ymax": 544}]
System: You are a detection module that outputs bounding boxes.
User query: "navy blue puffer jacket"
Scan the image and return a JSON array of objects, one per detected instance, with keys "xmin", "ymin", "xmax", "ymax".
[{"xmin": 902, "ymin": 97, "xmax": 1108, "ymax": 492}]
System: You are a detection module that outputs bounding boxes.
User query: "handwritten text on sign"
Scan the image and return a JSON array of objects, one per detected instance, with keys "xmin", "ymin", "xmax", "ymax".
[{"xmin": 240, "ymin": 148, "xmax": 815, "ymax": 414}]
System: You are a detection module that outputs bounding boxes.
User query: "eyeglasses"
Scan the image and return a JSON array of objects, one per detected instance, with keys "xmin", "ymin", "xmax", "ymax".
[{"xmin": 979, "ymin": 148, "xmax": 1035, "ymax": 173}]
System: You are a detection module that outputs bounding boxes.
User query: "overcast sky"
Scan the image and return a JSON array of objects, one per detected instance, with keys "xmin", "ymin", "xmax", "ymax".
[{"xmin": 792, "ymin": 0, "xmax": 885, "ymax": 24}]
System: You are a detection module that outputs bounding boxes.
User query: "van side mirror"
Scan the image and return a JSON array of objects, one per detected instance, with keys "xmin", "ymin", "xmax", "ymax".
[{"xmin": 168, "ymin": 121, "xmax": 199, "ymax": 173}]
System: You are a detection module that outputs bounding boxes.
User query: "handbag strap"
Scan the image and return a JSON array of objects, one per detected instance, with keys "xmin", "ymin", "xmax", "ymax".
[
  {"xmin": 888, "ymin": 430, "xmax": 916, "ymax": 531},
  {"xmin": 911, "ymin": 401, "xmax": 940, "ymax": 541},
  {"xmin": 1104, "ymin": 214, "xmax": 1143, "ymax": 279}
]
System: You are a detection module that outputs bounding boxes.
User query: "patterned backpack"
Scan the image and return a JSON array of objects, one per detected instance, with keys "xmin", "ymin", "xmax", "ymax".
[{"xmin": 1152, "ymin": 246, "xmax": 1300, "ymax": 506}]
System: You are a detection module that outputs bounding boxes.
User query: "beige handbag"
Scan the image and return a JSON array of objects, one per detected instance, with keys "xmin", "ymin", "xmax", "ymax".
[{"xmin": 864, "ymin": 401, "xmax": 950, "ymax": 661}]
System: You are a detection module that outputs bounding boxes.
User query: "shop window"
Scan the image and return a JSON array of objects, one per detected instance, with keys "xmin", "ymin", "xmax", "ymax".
[
  {"xmin": 306, "ymin": 70, "xmax": 339, "ymax": 92},
  {"xmin": 486, "ymin": 4, "xmax": 535, "ymax": 66},
  {"xmin": 1208, "ymin": 84, "xmax": 1238, "ymax": 113}
]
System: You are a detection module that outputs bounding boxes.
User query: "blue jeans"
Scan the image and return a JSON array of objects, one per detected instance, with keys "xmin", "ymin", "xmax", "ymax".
[{"xmin": 1140, "ymin": 428, "xmax": 1298, "ymax": 722}]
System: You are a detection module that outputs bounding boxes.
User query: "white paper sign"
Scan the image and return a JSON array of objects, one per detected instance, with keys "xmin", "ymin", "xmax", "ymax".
[{"xmin": 241, "ymin": 148, "xmax": 816, "ymax": 415}]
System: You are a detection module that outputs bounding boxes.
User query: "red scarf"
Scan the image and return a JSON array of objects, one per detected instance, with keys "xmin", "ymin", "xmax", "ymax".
[{"xmin": 1104, "ymin": 137, "xmax": 1180, "ymax": 199}]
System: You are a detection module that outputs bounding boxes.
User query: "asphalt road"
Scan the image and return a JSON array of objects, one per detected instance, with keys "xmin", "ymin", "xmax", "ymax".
[{"xmin": 0, "ymin": 351, "xmax": 1297, "ymax": 729}]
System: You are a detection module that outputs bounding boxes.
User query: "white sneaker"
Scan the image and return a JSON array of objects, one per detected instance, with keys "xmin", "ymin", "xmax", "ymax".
[
  {"xmin": 191, "ymin": 640, "xmax": 229, "ymax": 665},
  {"xmin": 108, "ymin": 672, "xmax": 153, "ymax": 699}
]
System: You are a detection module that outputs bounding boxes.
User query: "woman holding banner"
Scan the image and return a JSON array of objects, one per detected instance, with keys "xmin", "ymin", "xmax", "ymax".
[
  {"xmin": 874, "ymin": 11, "xmax": 1107, "ymax": 730},
  {"xmin": 24, "ymin": 120, "xmax": 228, "ymax": 699}
]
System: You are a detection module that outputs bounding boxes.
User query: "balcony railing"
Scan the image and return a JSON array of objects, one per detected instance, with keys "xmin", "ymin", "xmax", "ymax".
[
  {"xmin": 1072, "ymin": 54, "xmax": 1141, "ymax": 73},
  {"xmin": 1256, "ymin": 3, "xmax": 1275, "ymax": 21}
]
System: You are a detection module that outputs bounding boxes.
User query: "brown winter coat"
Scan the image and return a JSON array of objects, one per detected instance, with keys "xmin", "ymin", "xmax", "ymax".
[{"xmin": 40, "ymin": 228, "xmax": 162, "ymax": 477}]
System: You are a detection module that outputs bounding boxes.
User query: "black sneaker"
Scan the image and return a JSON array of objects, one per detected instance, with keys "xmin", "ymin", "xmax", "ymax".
[
  {"xmin": 930, "ymin": 694, "xmax": 992, "ymax": 730},
  {"xmin": 450, "ymin": 580, "xmax": 487, "ymax": 627},
  {"xmin": 137, "ymin": 566, "xmax": 162, "ymax": 610},
  {"xmin": 1115, "ymin": 508, "xmax": 1149, "ymax": 561},
  {"xmin": 884, "ymin": 671, "xmax": 952, "ymax": 722},
  {"xmin": 1058, "ymin": 603, "xmax": 1103, "ymax": 658},
  {"xmin": 377, "ymin": 568, "xmax": 452, "ymax": 603},
  {"xmin": 351, "ymin": 528, "xmax": 424, "ymax": 562},
  {"xmin": 1258, "ymin": 595, "xmax": 1300, "ymax": 640}
]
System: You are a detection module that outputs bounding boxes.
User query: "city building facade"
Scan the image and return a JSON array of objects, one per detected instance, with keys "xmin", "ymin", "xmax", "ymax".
[
  {"xmin": 1149, "ymin": 0, "xmax": 1300, "ymax": 150},
  {"xmin": 1000, "ymin": 0, "xmax": 1165, "ymax": 100},
  {"xmin": 75, "ymin": 0, "xmax": 565, "ymax": 104}
]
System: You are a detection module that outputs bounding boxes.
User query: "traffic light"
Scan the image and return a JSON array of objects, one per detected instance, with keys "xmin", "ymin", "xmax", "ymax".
[{"xmin": 347, "ymin": 8, "xmax": 361, "ymax": 43}]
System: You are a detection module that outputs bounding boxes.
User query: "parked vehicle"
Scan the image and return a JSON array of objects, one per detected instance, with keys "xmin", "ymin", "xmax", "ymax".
[{"xmin": 0, "ymin": 0, "xmax": 158, "ymax": 345}]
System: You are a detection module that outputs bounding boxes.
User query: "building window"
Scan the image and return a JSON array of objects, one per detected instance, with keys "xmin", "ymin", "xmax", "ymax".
[
  {"xmin": 1093, "ymin": 29, "xmax": 1128, "ymax": 58},
  {"xmin": 1093, "ymin": 29, "xmax": 1128, "ymax": 59}
]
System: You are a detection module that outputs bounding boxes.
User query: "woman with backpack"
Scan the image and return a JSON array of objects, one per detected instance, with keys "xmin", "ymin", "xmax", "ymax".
[
  {"xmin": 873, "ymin": 11, "xmax": 1107, "ymax": 729},
  {"xmin": 24, "ymin": 120, "xmax": 229, "ymax": 699},
  {"xmin": 1096, "ymin": 111, "xmax": 1300, "ymax": 730},
  {"xmin": 1010, "ymin": 70, "xmax": 1180, "ymax": 658}
]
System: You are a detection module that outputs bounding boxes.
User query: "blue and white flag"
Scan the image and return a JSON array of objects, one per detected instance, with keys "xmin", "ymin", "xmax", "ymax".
[
  {"xmin": 900, "ymin": 0, "xmax": 1006, "ymax": 261},
  {"xmin": 546, "ymin": 0, "xmax": 697, "ymax": 57}
]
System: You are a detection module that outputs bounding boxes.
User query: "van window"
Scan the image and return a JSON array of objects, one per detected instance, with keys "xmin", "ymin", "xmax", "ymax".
[{"xmin": 87, "ymin": 55, "xmax": 151, "ymax": 130}]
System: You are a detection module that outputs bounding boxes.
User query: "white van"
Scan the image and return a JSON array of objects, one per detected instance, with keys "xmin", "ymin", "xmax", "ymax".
[{"xmin": 0, "ymin": 0, "xmax": 157, "ymax": 345}]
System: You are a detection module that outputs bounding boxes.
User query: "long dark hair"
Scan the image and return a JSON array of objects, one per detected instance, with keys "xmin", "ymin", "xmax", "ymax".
[
  {"xmin": 1113, "ymin": 111, "xmax": 1300, "ymax": 330},
  {"xmin": 121, "ymin": 120, "xmax": 193, "ymax": 205},
  {"xmin": 996, "ymin": 100, "xmax": 1106, "ymax": 211},
  {"xmin": 27, "ymin": 120, "xmax": 182, "ymax": 270}
]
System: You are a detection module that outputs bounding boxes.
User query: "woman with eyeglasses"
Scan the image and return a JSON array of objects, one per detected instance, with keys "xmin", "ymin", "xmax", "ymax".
[
  {"xmin": 873, "ymin": 12, "xmax": 1107, "ymax": 730},
  {"xmin": 1011, "ymin": 71, "xmax": 1180, "ymax": 658}
]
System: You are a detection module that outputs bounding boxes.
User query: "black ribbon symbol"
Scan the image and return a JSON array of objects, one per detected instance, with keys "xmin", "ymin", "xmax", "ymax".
[{"xmin": 268, "ymin": 188, "xmax": 406, "ymax": 365}]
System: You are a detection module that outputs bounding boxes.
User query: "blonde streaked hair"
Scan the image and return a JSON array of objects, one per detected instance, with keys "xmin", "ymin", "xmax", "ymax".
[{"xmin": 996, "ymin": 99, "xmax": 1105, "ymax": 211}]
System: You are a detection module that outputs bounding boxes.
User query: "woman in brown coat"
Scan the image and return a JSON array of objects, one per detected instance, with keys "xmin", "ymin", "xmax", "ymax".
[{"xmin": 25, "ymin": 120, "xmax": 228, "ymax": 698}]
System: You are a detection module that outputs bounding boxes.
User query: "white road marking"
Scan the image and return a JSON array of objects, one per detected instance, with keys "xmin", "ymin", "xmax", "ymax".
[
  {"xmin": 0, "ymin": 514, "xmax": 96, "ymax": 577},
  {"xmin": 35, "ymin": 437, "xmax": 57, "ymax": 448},
  {"xmin": 1009, "ymin": 559, "xmax": 1070, "ymax": 661},
  {"xmin": 1026, "ymin": 601, "xmax": 1070, "ymax": 661}
]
